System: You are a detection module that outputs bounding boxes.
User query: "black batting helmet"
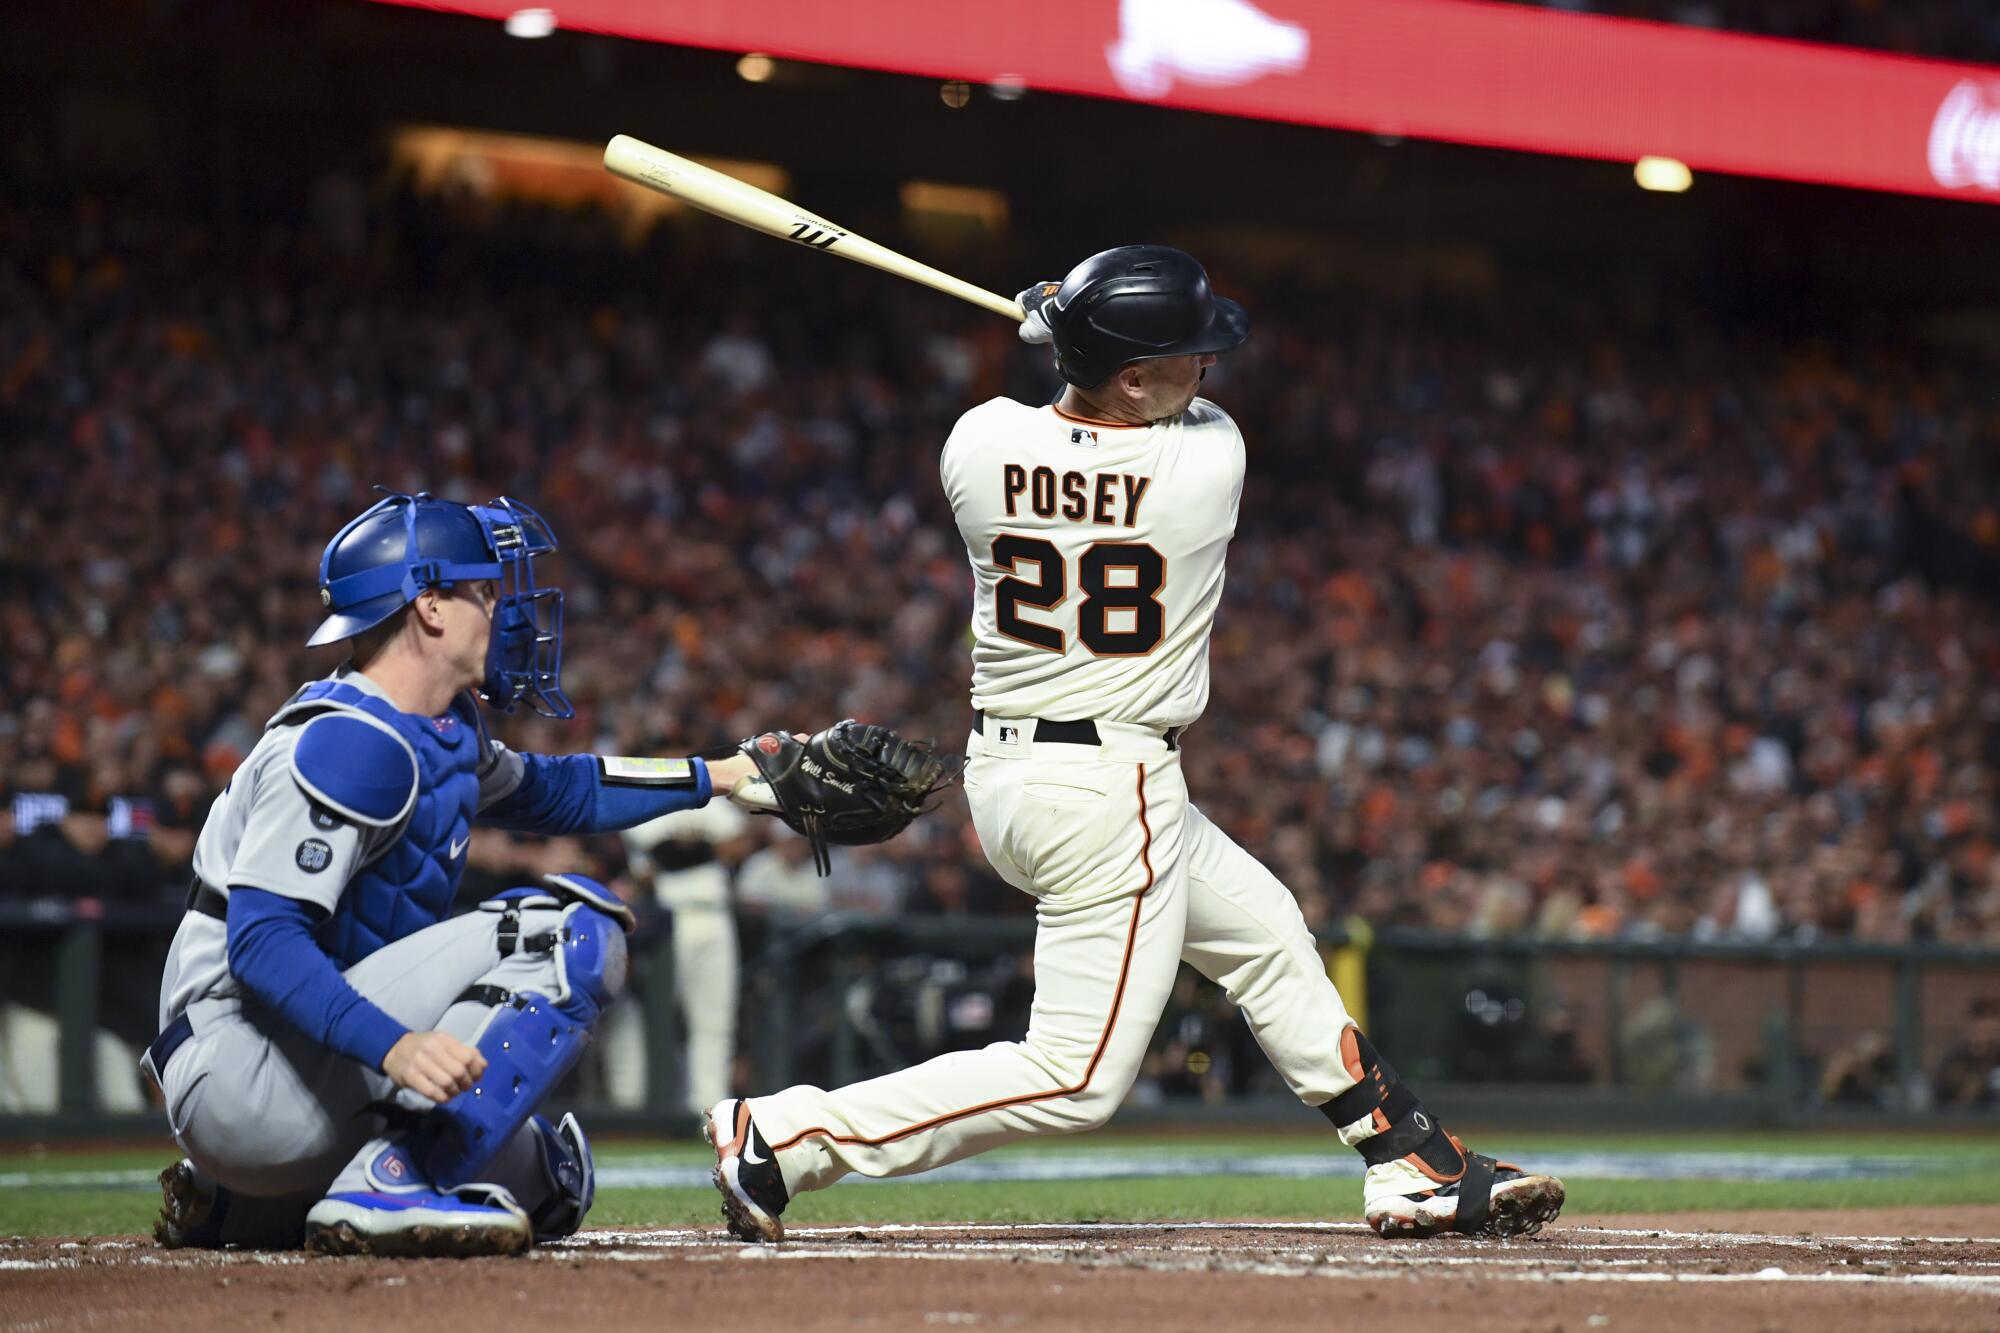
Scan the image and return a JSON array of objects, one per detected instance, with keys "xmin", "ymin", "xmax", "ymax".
[{"xmin": 1047, "ymin": 245, "xmax": 1249, "ymax": 388}]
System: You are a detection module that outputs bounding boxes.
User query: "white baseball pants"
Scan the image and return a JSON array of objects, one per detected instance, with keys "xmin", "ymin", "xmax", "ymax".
[{"xmin": 751, "ymin": 722, "xmax": 1370, "ymax": 1195}]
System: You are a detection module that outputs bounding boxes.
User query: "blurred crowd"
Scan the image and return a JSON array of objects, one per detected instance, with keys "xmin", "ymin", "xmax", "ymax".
[
  {"xmin": 1502, "ymin": 0, "xmax": 2000, "ymax": 60},
  {"xmin": 3, "ymin": 184, "xmax": 1999, "ymax": 966}
]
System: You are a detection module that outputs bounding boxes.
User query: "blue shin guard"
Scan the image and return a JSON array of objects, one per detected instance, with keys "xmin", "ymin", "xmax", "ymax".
[
  {"xmin": 422, "ymin": 898, "xmax": 627, "ymax": 1190},
  {"xmin": 527, "ymin": 1111, "xmax": 595, "ymax": 1240}
]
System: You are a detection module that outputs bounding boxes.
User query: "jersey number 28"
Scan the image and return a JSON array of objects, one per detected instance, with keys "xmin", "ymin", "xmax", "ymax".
[{"xmin": 992, "ymin": 535, "xmax": 1165, "ymax": 656}]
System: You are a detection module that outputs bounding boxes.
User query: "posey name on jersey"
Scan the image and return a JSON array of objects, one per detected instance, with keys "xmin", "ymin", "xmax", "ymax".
[{"xmin": 1001, "ymin": 464, "xmax": 1153, "ymax": 527}]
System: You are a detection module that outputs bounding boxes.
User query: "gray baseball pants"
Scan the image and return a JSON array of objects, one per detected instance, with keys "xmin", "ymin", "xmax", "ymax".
[{"xmin": 149, "ymin": 902, "xmax": 577, "ymax": 1245}]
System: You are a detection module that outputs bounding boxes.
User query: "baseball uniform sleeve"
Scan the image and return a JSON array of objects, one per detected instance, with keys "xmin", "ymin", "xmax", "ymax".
[
  {"xmin": 479, "ymin": 744, "xmax": 714, "ymax": 834},
  {"xmin": 1227, "ymin": 411, "xmax": 1247, "ymax": 530},
  {"xmin": 221, "ymin": 743, "xmax": 373, "ymax": 916},
  {"xmin": 939, "ymin": 413, "xmax": 968, "ymax": 510},
  {"xmin": 939, "ymin": 398, "xmax": 1009, "ymax": 515},
  {"xmin": 477, "ymin": 737, "xmax": 528, "ymax": 811},
  {"xmin": 226, "ymin": 887, "xmax": 408, "ymax": 1069}
]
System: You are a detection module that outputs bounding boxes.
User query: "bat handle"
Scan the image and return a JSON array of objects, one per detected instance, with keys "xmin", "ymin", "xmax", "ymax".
[{"xmin": 972, "ymin": 291, "xmax": 1028, "ymax": 322}]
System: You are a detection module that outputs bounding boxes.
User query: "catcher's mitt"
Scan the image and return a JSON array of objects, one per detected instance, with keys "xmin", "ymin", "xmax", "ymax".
[{"xmin": 734, "ymin": 721, "xmax": 961, "ymax": 874}]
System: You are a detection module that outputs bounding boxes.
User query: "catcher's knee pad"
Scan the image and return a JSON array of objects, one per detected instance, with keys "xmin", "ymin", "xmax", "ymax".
[
  {"xmin": 1319, "ymin": 1026, "xmax": 1467, "ymax": 1183},
  {"xmin": 549, "ymin": 900, "xmax": 629, "ymax": 1022},
  {"xmin": 422, "ymin": 902, "xmax": 627, "ymax": 1189}
]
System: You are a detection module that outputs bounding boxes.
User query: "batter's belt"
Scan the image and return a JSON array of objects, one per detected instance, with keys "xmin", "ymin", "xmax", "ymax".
[{"xmin": 972, "ymin": 711, "xmax": 1183, "ymax": 751}]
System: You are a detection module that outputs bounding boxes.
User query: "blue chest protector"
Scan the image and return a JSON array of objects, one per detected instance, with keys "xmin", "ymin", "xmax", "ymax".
[{"xmin": 269, "ymin": 681, "xmax": 486, "ymax": 968}]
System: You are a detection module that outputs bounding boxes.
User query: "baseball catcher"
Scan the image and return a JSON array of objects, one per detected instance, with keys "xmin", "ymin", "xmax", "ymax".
[{"xmin": 143, "ymin": 490, "xmax": 957, "ymax": 1259}]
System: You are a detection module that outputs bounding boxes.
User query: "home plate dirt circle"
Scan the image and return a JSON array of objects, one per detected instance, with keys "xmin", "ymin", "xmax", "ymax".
[{"xmin": 5, "ymin": 1211, "xmax": 1999, "ymax": 1331}]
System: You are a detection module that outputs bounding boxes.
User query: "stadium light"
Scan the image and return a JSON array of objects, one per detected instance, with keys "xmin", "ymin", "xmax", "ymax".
[
  {"xmin": 1635, "ymin": 155, "xmax": 1693, "ymax": 192},
  {"xmin": 503, "ymin": 8, "xmax": 555, "ymax": 38},
  {"xmin": 900, "ymin": 180, "xmax": 1009, "ymax": 227},
  {"xmin": 736, "ymin": 52, "xmax": 775, "ymax": 82}
]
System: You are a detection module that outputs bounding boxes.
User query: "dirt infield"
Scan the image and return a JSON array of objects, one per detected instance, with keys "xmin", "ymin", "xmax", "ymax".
[{"xmin": 6, "ymin": 1208, "xmax": 2000, "ymax": 1332}]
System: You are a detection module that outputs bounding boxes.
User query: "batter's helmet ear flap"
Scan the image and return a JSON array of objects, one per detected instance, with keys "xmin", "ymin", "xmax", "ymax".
[{"xmin": 1049, "ymin": 245, "xmax": 1249, "ymax": 388}]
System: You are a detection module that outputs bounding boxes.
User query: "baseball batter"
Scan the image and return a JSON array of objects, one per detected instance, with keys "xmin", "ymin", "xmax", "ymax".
[
  {"xmin": 708, "ymin": 247, "xmax": 1564, "ymax": 1242},
  {"xmin": 146, "ymin": 491, "xmax": 787, "ymax": 1257}
]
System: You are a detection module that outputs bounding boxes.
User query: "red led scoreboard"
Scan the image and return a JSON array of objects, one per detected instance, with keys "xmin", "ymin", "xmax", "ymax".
[{"xmin": 375, "ymin": 0, "xmax": 2000, "ymax": 204}]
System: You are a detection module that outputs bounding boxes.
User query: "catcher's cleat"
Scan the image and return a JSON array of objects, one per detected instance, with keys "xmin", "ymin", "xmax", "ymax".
[
  {"xmin": 1366, "ymin": 1161, "xmax": 1565, "ymax": 1239},
  {"xmin": 303, "ymin": 1184, "xmax": 531, "ymax": 1258},
  {"xmin": 304, "ymin": 1144, "xmax": 531, "ymax": 1258},
  {"xmin": 154, "ymin": 1159, "xmax": 226, "ymax": 1249},
  {"xmin": 704, "ymin": 1098, "xmax": 789, "ymax": 1243}
]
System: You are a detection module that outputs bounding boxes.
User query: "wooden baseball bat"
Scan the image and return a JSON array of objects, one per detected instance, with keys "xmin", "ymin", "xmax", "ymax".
[{"xmin": 604, "ymin": 135, "xmax": 1025, "ymax": 322}]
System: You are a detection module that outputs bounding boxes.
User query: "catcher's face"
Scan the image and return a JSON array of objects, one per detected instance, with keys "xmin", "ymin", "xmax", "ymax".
[{"xmin": 432, "ymin": 579, "xmax": 498, "ymax": 690}]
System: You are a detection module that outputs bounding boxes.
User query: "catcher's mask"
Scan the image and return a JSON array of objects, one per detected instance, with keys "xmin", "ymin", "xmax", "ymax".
[{"xmin": 308, "ymin": 490, "xmax": 572, "ymax": 719}]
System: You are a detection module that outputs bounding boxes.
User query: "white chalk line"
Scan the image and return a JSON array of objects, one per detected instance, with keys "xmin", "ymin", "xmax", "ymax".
[
  {"xmin": 538, "ymin": 1242, "xmax": 2000, "ymax": 1293},
  {"xmin": 578, "ymin": 1221, "xmax": 2000, "ymax": 1247},
  {"xmin": 1576, "ymin": 1225, "xmax": 2000, "ymax": 1246},
  {"xmin": 6, "ymin": 1220, "xmax": 1999, "ymax": 1291},
  {"xmin": 561, "ymin": 1237, "xmax": 2000, "ymax": 1273},
  {"xmin": 567, "ymin": 1226, "xmax": 2000, "ymax": 1265}
]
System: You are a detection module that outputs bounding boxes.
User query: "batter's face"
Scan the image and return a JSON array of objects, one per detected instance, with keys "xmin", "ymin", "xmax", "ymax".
[{"xmin": 1122, "ymin": 353, "xmax": 1217, "ymax": 422}]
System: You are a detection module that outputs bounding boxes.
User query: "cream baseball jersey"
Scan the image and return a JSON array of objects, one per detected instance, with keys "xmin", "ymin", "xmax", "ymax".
[{"xmin": 940, "ymin": 396, "xmax": 1245, "ymax": 730}]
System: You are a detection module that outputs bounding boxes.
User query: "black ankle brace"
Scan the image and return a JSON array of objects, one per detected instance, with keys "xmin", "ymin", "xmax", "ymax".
[{"xmin": 1319, "ymin": 1028, "xmax": 1466, "ymax": 1179}]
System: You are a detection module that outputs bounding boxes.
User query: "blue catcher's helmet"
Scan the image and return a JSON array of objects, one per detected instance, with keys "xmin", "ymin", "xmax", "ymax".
[{"xmin": 307, "ymin": 491, "xmax": 573, "ymax": 719}]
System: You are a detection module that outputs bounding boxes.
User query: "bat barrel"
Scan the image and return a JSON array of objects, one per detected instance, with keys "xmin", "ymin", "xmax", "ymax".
[{"xmin": 604, "ymin": 135, "xmax": 1025, "ymax": 322}]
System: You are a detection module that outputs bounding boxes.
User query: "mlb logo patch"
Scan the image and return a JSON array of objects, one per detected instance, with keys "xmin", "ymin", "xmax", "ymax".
[
  {"xmin": 998, "ymin": 725, "xmax": 1021, "ymax": 744},
  {"xmin": 1069, "ymin": 427, "xmax": 1098, "ymax": 447}
]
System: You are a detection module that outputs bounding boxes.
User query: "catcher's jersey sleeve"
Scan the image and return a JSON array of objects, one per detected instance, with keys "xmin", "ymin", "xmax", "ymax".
[
  {"xmin": 940, "ymin": 396, "xmax": 1245, "ymax": 730},
  {"xmin": 476, "ymin": 738, "xmax": 527, "ymax": 810},
  {"xmin": 191, "ymin": 730, "xmax": 391, "ymax": 916},
  {"xmin": 172, "ymin": 726, "xmax": 402, "ymax": 1023}
]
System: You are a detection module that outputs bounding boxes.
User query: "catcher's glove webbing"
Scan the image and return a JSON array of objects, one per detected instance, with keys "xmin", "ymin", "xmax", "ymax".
[{"xmin": 737, "ymin": 721, "xmax": 960, "ymax": 874}]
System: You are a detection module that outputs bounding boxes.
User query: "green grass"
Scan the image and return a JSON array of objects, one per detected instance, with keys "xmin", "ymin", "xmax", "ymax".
[{"xmin": 5, "ymin": 1131, "xmax": 1997, "ymax": 1239}]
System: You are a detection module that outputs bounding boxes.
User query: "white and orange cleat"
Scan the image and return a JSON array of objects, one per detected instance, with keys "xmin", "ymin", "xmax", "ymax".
[
  {"xmin": 703, "ymin": 1098, "xmax": 790, "ymax": 1243},
  {"xmin": 1365, "ymin": 1144, "xmax": 1564, "ymax": 1239}
]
